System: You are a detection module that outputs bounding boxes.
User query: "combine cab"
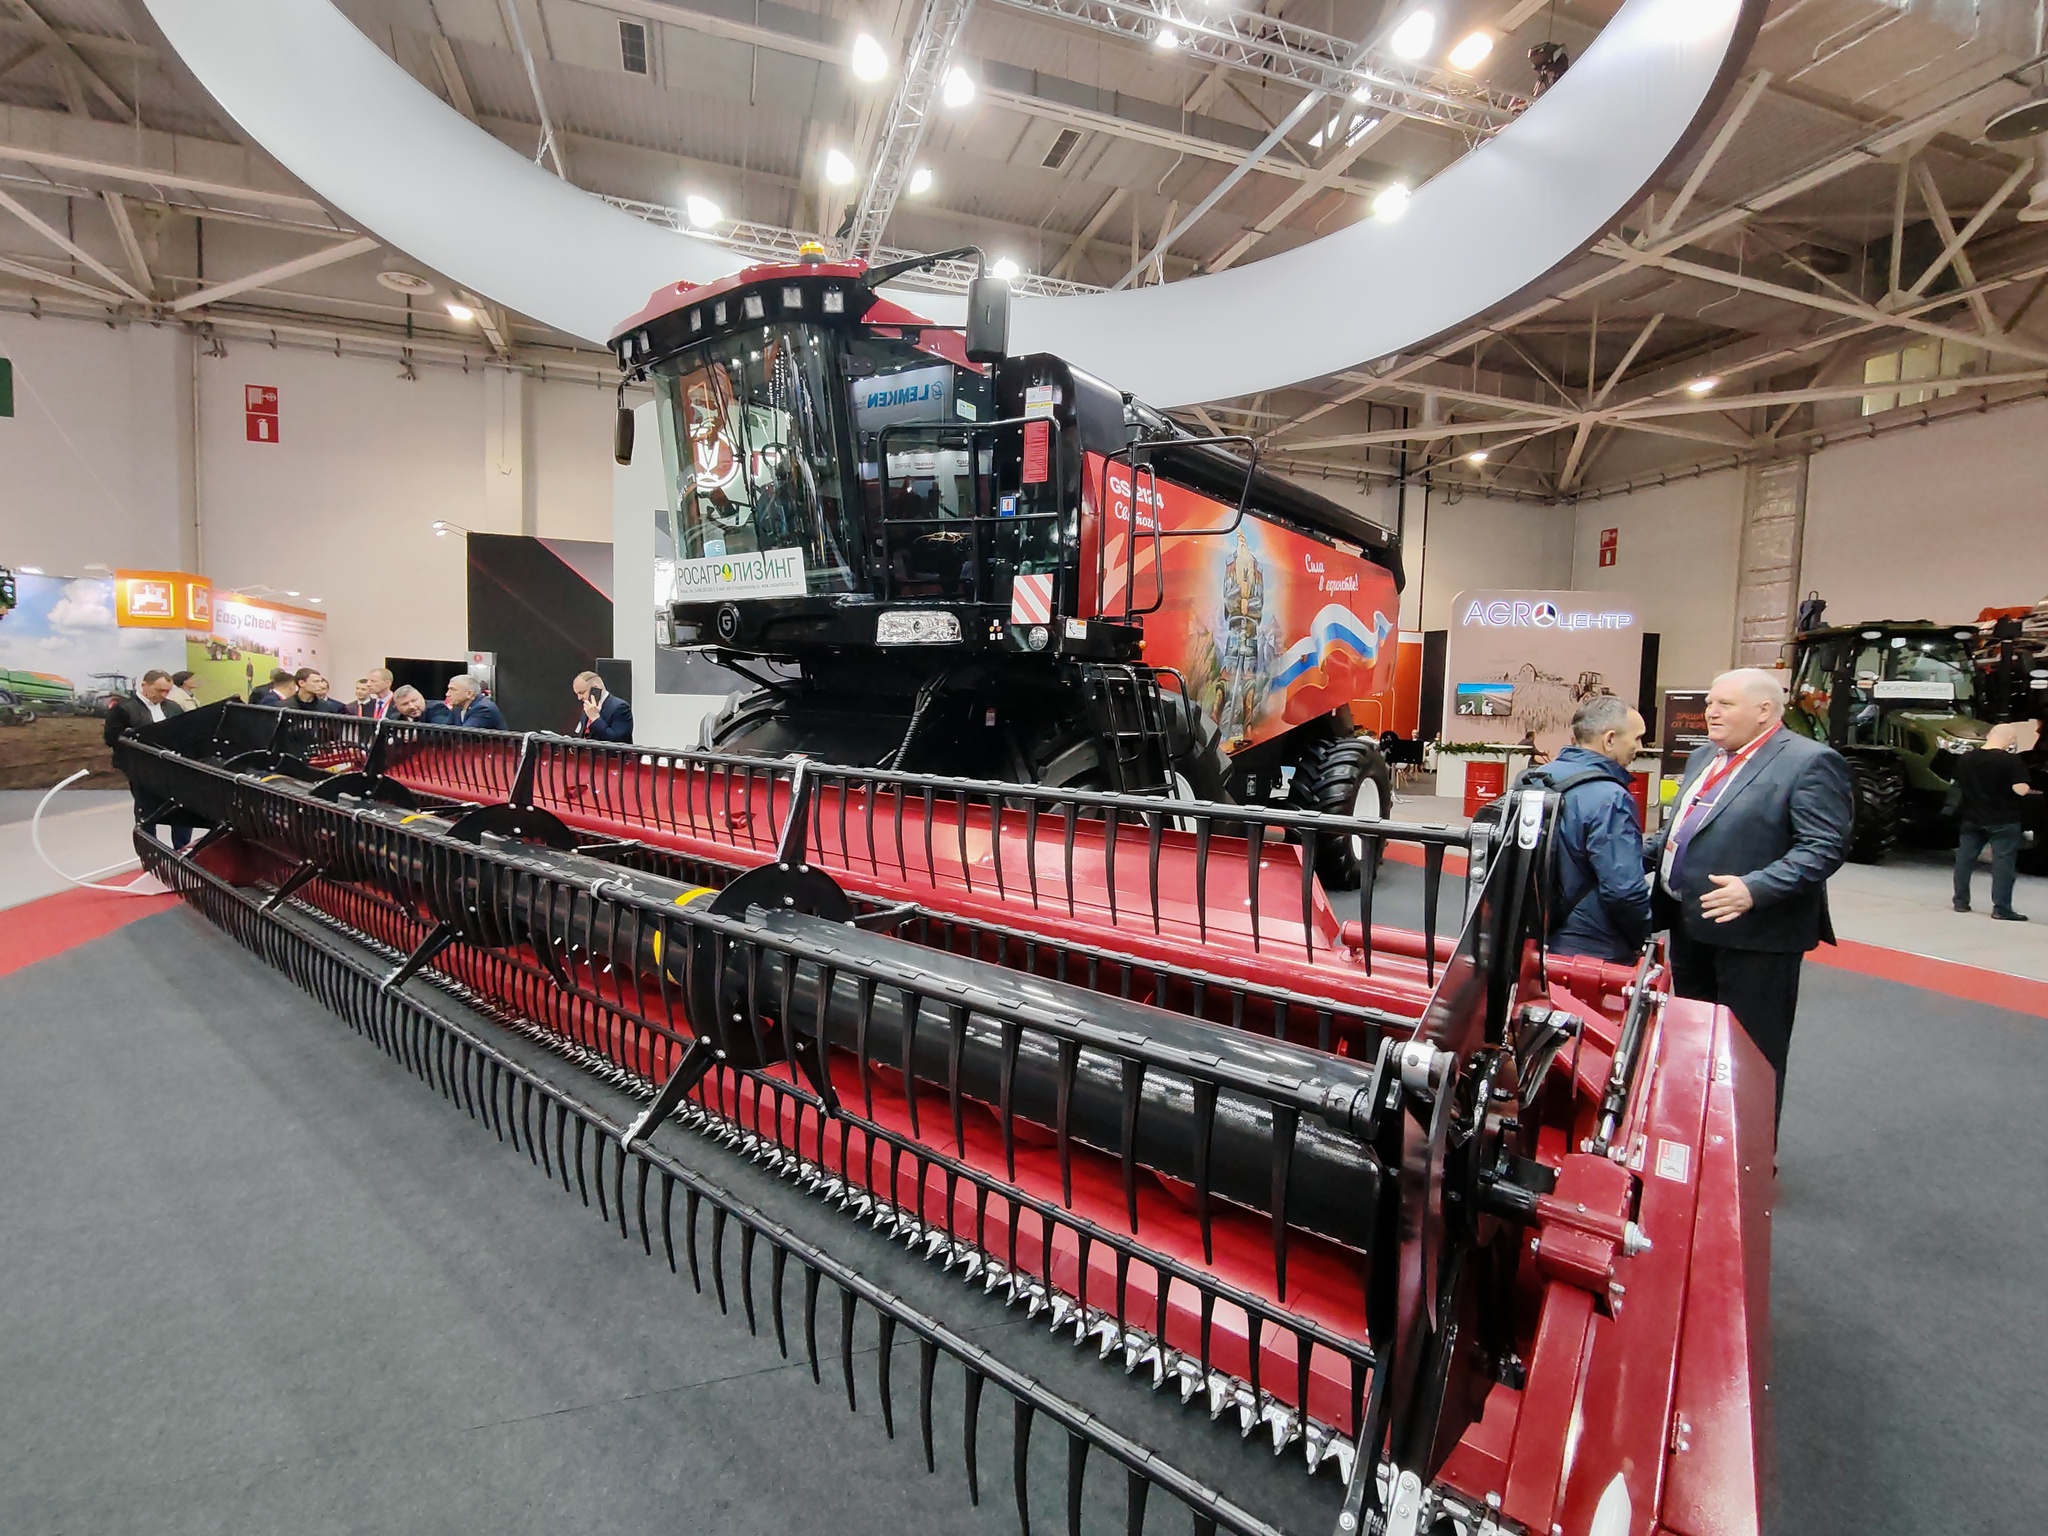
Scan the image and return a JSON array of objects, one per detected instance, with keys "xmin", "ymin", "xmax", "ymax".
[
  {"xmin": 609, "ymin": 250, "xmax": 1402, "ymax": 886},
  {"xmin": 1786, "ymin": 620, "xmax": 1989, "ymax": 861}
]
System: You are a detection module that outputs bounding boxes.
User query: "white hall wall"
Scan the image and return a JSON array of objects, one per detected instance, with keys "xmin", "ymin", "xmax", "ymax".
[{"xmin": 1, "ymin": 310, "xmax": 619, "ymax": 687}]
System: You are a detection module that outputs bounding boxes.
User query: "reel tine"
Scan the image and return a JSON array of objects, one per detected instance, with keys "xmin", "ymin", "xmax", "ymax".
[
  {"xmin": 635, "ymin": 1153, "xmax": 651, "ymax": 1255},
  {"xmin": 1299, "ymin": 838, "xmax": 1316, "ymax": 962},
  {"xmin": 1192, "ymin": 1515, "xmax": 1218, "ymax": 1536},
  {"xmin": 573, "ymin": 1114, "xmax": 590, "ymax": 1206},
  {"xmin": 660, "ymin": 1172, "xmax": 677, "ymax": 1274},
  {"xmin": 1124, "ymin": 1468, "xmax": 1150, "ymax": 1536},
  {"xmin": 1104, "ymin": 805, "xmax": 1120, "ymax": 930},
  {"xmin": 685, "ymin": 1187, "xmax": 703, "ymax": 1293},
  {"xmin": 922, "ymin": 787, "xmax": 936, "ymax": 889},
  {"xmin": 1061, "ymin": 802, "xmax": 1077, "ymax": 918},
  {"xmin": 839, "ymin": 1286, "xmax": 859, "ymax": 1412},
  {"xmin": 989, "ymin": 791, "xmax": 1006, "ymax": 900},
  {"xmin": 1066, "ymin": 1433, "xmax": 1089, "ymax": 1536},
  {"xmin": 1191, "ymin": 1080, "xmax": 1219, "ymax": 1264},
  {"xmin": 1244, "ymin": 820, "xmax": 1264, "ymax": 953},
  {"xmin": 1013, "ymin": 1397, "xmax": 1035, "ymax": 1536},
  {"xmin": 999, "ymin": 1020, "xmax": 1021, "ymax": 1181},
  {"xmin": 947, "ymin": 1003, "xmax": 968, "ymax": 1156},
  {"xmin": 1055, "ymin": 1038, "xmax": 1080, "ymax": 1207},
  {"xmin": 594, "ymin": 1129, "xmax": 611, "ymax": 1223},
  {"xmin": 804, "ymin": 1263, "xmax": 823, "ymax": 1383},
  {"xmin": 1119, "ymin": 1059, "xmax": 1145, "ymax": 1233},
  {"xmin": 855, "ymin": 976, "xmax": 877, "ymax": 1118},
  {"xmin": 711, "ymin": 1205, "xmax": 729, "ymax": 1314},
  {"xmin": 740, "ymin": 1225, "xmax": 758, "ymax": 1335},
  {"xmin": 555, "ymin": 1104, "xmax": 571, "ymax": 1192},
  {"xmin": 877, "ymin": 1313, "xmax": 897, "ymax": 1438},
  {"xmin": 1422, "ymin": 843, "xmax": 1445, "ymax": 986},
  {"xmin": 1193, "ymin": 818, "xmax": 1211, "ymax": 944},
  {"xmin": 613, "ymin": 1136, "xmax": 629, "ymax": 1239},
  {"xmin": 1269, "ymin": 1105, "xmax": 1299, "ymax": 1301},
  {"xmin": 1357, "ymin": 834, "xmax": 1377, "ymax": 977},
  {"xmin": 900, "ymin": 991, "xmax": 922, "ymax": 1139},
  {"xmin": 955, "ymin": 789, "xmax": 972, "ymax": 894},
  {"xmin": 1026, "ymin": 799, "xmax": 1040, "ymax": 908},
  {"xmin": 918, "ymin": 1339, "xmax": 938, "ymax": 1473},
  {"xmin": 771, "ymin": 1242, "xmax": 790, "ymax": 1358},
  {"xmin": 963, "ymin": 1367, "xmax": 985, "ymax": 1505}
]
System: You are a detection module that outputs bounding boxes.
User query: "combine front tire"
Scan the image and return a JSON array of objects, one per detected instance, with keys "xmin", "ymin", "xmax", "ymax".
[
  {"xmin": 1289, "ymin": 735, "xmax": 1395, "ymax": 890},
  {"xmin": 1846, "ymin": 755, "xmax": 1905, "ymax": 864}
]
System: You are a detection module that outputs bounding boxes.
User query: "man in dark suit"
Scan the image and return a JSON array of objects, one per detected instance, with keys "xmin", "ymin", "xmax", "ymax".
[
  {"xmin": 571, "ymin": 670, "xmax": 633, "ymax": 743},
  {"xmin": 1647, "ymin": 667, "xmax": 1854, "ymax": 1127},
  {"xmin": 104, "ymin": 670, "xmax": 187, "ymax": 845},
  {"xmin": 251, "ymin": 667, "xmax": 294, "ymax": 706},
  {"xmin": 282, "ymin": 667, "xmax": 347, "ymax": 713},
  {"xmin": 437, "ymin": 674, "xmax": 506, "ymax": 730}
]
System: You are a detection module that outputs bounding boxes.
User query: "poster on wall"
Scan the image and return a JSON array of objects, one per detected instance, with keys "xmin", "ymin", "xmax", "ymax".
[
  {"xmin": 184, "ymin": 592, "xmax": 329, "ymax": 706},
  {"xmin": 1441, "ymin": 589, "xmax": 1642, "ymax": 758},
  {"xmin": 0, "ymin": 568, "xmax": 187, "ymax": 789},
  {"xmin": 1087, "ymin": 454, "xmax": 1400, "ymax": 747}
]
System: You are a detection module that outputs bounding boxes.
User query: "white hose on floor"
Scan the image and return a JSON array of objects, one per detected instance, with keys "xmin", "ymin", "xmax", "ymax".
[{"xmin": 30, "ymin": 769, "xmax": 161, "ymax": 895}]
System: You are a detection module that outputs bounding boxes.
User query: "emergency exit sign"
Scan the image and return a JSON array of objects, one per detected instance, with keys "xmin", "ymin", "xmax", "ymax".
[
  {"xmin": 245, "ymin": 384, "xmax": 279, "ymax": 443},
  {"xmin": 0, "ymin": 356, "xmax": 12, "ymax": 418}
]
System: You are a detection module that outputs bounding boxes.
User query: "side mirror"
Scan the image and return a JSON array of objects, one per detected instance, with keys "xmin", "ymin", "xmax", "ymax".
[
  {"xmin": 613, "ymin": 404, "xmax": 635, "ymax": 466},
  {"xmin": 965, "ymin": 276, "xmax": 1010, "ymax": 364}
]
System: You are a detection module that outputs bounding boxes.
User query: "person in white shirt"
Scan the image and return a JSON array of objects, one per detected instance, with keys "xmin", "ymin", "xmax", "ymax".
[{"xmin": 103, "ymin": 670, "xmax": 188, "ymax": 845}]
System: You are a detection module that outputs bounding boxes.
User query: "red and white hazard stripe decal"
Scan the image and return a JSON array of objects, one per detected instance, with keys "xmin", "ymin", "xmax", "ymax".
[{"xmin": 1010, "ymin": 572, "xmax": 1054, "ymax": 626}]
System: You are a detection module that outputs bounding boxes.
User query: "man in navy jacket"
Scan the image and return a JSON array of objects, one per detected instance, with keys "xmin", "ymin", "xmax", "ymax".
[
  {"xmin": 432, "ymin": 674, "xmax": 506, "ymax": 730},
  {"xmin": 571, "ymin": 670, "xmax": 634, "ymax": 743},
  {"xmin": 1529, "ymin": 694, "xmax": 1652, "ymax": 963}
]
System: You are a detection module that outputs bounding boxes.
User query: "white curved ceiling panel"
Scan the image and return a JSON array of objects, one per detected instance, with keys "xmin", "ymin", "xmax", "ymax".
[{"xmin": 140, "ymin": 0, "xmax": 1756, "ymax": 408}]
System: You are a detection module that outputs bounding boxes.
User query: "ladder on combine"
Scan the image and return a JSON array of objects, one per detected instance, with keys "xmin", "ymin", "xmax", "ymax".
[{"xmin": 1071, "ymin": 660, "xmax": 1176, "ymax": 793}]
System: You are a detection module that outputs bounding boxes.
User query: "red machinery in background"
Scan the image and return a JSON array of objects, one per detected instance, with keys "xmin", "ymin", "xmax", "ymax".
[{"xmin": 117, "ymin": 702, "xmax": 1771, "ymax": 1536}]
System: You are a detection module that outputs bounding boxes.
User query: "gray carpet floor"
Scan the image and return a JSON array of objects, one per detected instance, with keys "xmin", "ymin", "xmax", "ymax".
[{"xmin": 1, "ymin": 906, "xmax": 2041, "ymax": 1534}]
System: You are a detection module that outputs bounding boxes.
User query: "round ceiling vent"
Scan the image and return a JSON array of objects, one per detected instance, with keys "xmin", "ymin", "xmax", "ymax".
[
  {"xmin": 1985, "ymin": 97, "xmax": 2048, "ymax": 143},
  {"xmin": 376, "ymin": 270, "xmax": 437, "ymax": 295}
]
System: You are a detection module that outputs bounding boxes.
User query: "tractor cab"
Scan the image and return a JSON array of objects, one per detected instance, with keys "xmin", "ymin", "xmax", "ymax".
[{"xmin": 1787, "ymin": 620, "xmax": 1989, "ymax": 859}]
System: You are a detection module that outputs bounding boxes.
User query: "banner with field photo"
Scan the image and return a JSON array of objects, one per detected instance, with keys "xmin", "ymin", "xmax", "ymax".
[
  {"xmin": 0, "ymin": 569, "xmax": 186, "ymax": 789},
  {"xmin": 184, "ymin": 592, "xmax": 329, "ymax": 708}
]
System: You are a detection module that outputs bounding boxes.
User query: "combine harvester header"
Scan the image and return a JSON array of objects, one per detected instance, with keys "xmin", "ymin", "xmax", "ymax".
[{"xmin": 115, "ymin": 703, "xmax": 1772, "ymax": 1536}]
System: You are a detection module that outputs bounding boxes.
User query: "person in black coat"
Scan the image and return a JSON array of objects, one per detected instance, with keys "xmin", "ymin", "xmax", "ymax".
[
  {"xmin": 250, "ymin": 667, "xmax": 294, "ymax": 707},
  {"xmin": 104, "ymin": 670, "xmax": 187, "ymax": 845},
  {"xmin": 571, "ymin": 670, "xmax": 634, "ymax": 743},
  {"xmin": 1645, "ymin": 667, "xmax": 1854, "ymax": 1128},
  {"xmin": 281, "ymin": 667, "xmax": 347, "ymax": 713}
]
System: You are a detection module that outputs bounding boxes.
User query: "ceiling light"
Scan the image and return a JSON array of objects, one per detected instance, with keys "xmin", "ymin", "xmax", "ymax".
[
  {"xmin": 376, "ymin": 270, "xmax": 435, "ymax": 296},
  {"xmin": 989, "ymin": 257, "xmax": 1021, "ymax": 281},
  {"xmin": 1156, "ymin": 26, "xmax": 1182, "ymax": 48},
  {"xmin": 907, "ymin": 166, "xmax": 934, "ymax": 196},
  {"xmin": 850, "ymin": 32, "xmax": 888, "ymax": 81},
  {"xmin": 1448, "ymin": 30, "xmax": 1493, "ymax": 70},
  {"xmin": 941, "ymin": 66, "xmax": 976, "ymax": 108},
  {"xmin": 1465, "ymin": 449, "xmax": 1488, "ymax": 464},
  {"xmin": 1371, "ymin": 181, "xmax": 1411, "ymax": 220},
  {"xmin": 1685, "ymin": 375, "xmax": 1719, "ymax": 395},
  {"xmin": 1389, "ymin": 11, "xmax": 1436, "ymax": 60},
  {"xmin": 1346, "ymin": 114, "xmax": 1382, "ymax": 146},
  {"xmin": 309, "ymin": 597, "xmax": 323, "ymax": 604},
  {"xmin": 684, "ymin": 194, "xmax": 723, "ymax": 228},
  {"xmin": 445, "ymin": 301, "xmax": 475, "ymax": 322},
  {"xmin": 1351, "ymin": 84, "xmax": 1375, "ymax": 102},
  {"xmin": 19, "ymin": 565, "xmax": 43, "ymax": 574},
  {"xmin": 823, "ymin": 147, "xmax": 857, "ymax": 185},
  {"xmin": 285, "ymin": 590, "xmax": 300, "ymax": 597}
]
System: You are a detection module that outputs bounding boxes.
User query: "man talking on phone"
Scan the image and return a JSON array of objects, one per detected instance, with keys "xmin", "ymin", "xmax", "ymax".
[{"xmin": 572, "ymin": 670, "xmax": 634, "ymax": 743}]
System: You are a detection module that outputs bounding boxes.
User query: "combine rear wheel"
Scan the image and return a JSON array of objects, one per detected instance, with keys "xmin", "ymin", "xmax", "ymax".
[
  {"xmin": 1289, "ymin": 735, "xmax": 1395, "ymax": 891},
  {"xmin": 1846, "ymin": 755, "xmax": 1905, "ymax": 864}
]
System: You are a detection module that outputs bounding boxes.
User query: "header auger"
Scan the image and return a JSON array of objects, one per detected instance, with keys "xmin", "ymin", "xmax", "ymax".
[{"xmin": 117, "ymin": 701, "xmax": 1772, "ymax": 1536}]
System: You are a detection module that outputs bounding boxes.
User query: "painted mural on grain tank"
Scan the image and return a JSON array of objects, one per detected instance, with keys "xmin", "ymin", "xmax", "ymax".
[{"xmin": 1084, "ymin": 453, "xmax": 1398, "ymax": 753}]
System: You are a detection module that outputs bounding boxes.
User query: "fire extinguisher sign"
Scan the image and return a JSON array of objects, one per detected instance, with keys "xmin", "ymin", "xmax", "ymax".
[
  {"xmin": 1598, "ymin": 526, "xmax": 1618, "ymax": 568},
  {"xmin": 245, "ymin": 384, "xmax": 280, "ymax": 444}
]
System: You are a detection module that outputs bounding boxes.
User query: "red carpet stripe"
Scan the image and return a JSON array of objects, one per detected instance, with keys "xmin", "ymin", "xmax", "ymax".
[
  {"xmin": 0, "ymin": 883, "xmax": 180, "ymax": 980},
  {"xmin": 1809, "ymin": 937, "xmax": 2048, "ymax": 1020}
]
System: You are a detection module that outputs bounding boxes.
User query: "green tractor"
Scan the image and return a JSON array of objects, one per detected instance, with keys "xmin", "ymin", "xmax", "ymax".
[{"xmin": 1786, "ymin": 620, "xmax": 1989, "ymax": 863}]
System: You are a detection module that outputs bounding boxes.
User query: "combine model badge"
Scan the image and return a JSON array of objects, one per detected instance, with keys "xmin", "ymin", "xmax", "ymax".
[{"xmin": 1011, "ymin": 572, "xmax": 1054, "ymax": 626}]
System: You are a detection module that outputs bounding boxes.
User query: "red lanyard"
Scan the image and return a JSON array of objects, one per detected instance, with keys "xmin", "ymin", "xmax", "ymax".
[{"xmin": 1684, "ymin": 726, "xmax": 1776, "ymax": 820}]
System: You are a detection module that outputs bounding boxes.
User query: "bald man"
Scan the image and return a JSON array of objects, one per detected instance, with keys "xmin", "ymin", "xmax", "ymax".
[{"xmin": 1645, "ymin": 667, "xmax": 1854, "ymax": 1129}]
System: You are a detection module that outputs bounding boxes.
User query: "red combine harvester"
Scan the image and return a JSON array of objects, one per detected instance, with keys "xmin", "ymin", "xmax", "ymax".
[
  {"xmin": 118, "ymin": 703, "xmax": 1770, "ymax": 1536},
  {"xmin": 609, "ymin": 248, "xmax": 1401, "ymax": 886}
]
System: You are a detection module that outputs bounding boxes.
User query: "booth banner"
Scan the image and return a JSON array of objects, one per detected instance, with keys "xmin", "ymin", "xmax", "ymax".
[
  {"xmin": 186, "ymin": 593, "xmax": 328, "ymax": 705},
  {"xmin": 1659, "ymin": 690, "xmax": 1710, "ymax": 777},
  {"xmin": 1084, "ymin": 452, "xmax": 1399, "ymax": 754},
  {"xmin": 1442, "ymin": 588, "xmax": 1642, "ymax": 756},
  {"xmin": 114, "ymin": 569, "xmax": 210, "ymax": 629},
  {"xmin": 0, "ymin": 569, "xmax": 185, "ymax": 788}
]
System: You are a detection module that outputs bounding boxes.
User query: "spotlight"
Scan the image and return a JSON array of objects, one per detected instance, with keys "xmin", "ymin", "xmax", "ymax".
[
  {"xmin": 941, "ymin": 66, "xmax": 976, "ymax": 108},
  {"xmin": 1156, "ymin": 26, "xmax": 1181, "ymax": 48},
  {"xmin": 684, "ymin": 194, "xmax": 723, "ymax": 228},
  {"xmin": 1685, "ymin": 376, "xmax": 1719, "ymax": 396},
  {"xmin": 285, "ymin": 590, "xmax": 300, "ymax": 597},
  {"xmin": 1465, "ymin": 449, "xmax": 1488, "ymax": 464},
  {"xmin": 1389, "ymin": 11, "xmax": 1436, "ymax": 60},
  {"xmin": 19, "ymin": 565, "xmax": 43, "ymax": 574},
  {"xmin": 907, "ymin": 166, "xmax": 934, "ymax": 196},
  {"xmin": 823, "ymin": 148, "xmax": 857, "ymax": 186},
  {"xmin": 309, "ymin": 597, "xmax": 323, "ymax": 604},
  {"xmin": 445, "ymin": 301, "xmax": 475, "ymax": 322},
  {"xmin": 1371, "ymin": 181, "xmax": 1411, "ymax": 220},
  {"xmin": 850, "ymin": 33, "xmax": 888, "ymax": 81},
  {"xmin": 989, "ymin": 257, "xmax": 1021, "ymax": 280},
  {"xmin": 1448, "ymin": 31, "xmax": 1493, "ymax": 70}
]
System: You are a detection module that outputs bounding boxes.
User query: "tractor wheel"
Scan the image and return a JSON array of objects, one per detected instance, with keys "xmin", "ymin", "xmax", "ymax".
[
  {"xmin": 699, "ymin": 688, "xmax": 780, "ymax": 751},
  {"xmin": 1160, "ymin": 691, "xmax": 1232, "ymax": 804},
  {"xmin": 1289, "ymin": 734, "xmax": 1396, "ymax": 891},
  {"xmin": 1846, "ymin": 755, "xmax": 1905, "ymax": 864}
]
